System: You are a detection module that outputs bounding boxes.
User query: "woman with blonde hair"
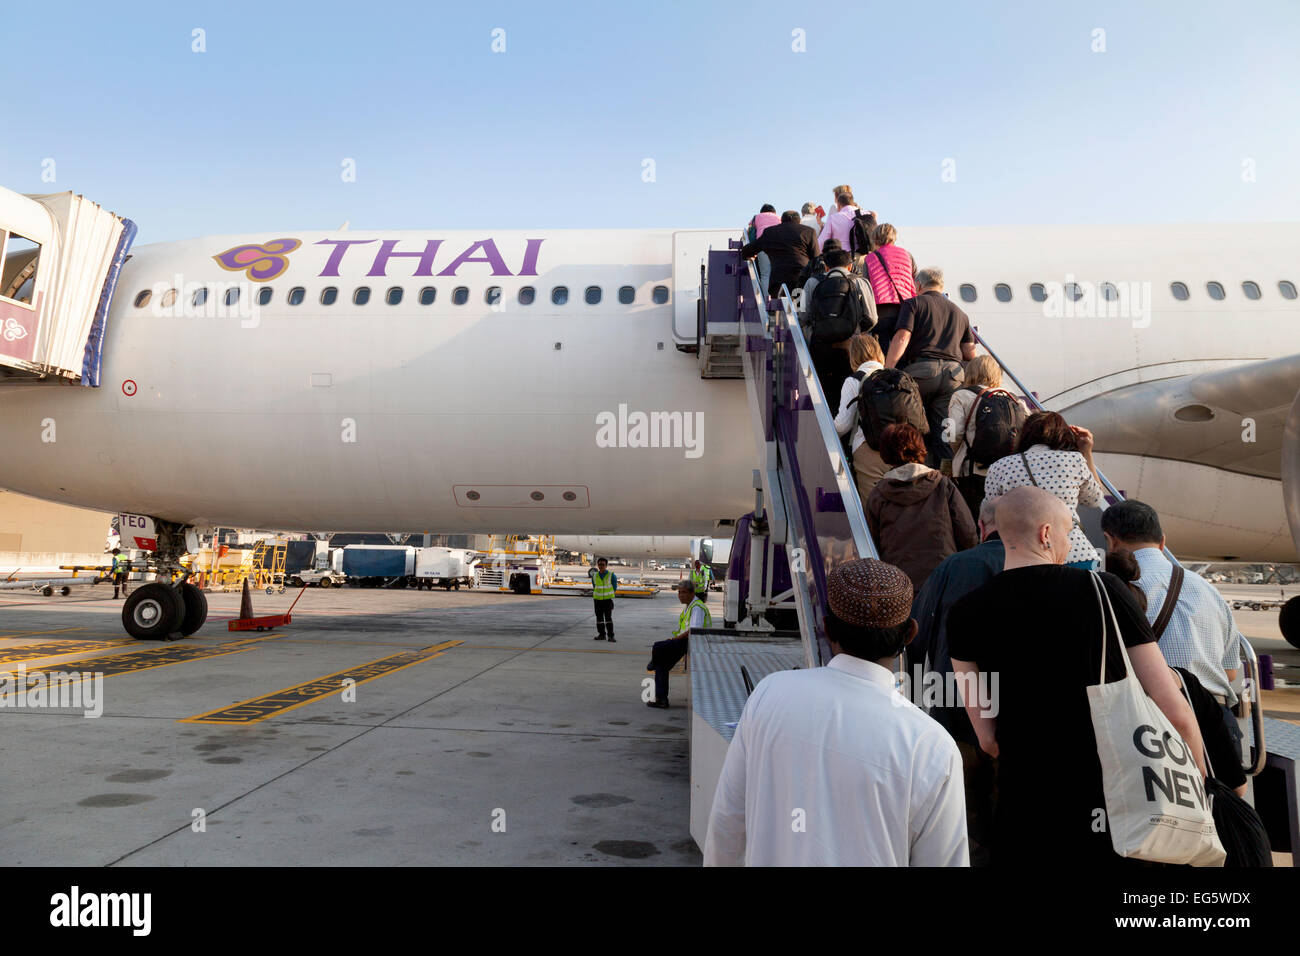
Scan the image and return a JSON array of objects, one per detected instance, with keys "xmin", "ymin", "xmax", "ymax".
[
  {"xmin": 862, "ymin": 222, "xmax": 917, "ymax": 351},
  {"xmin": 833, "ymin": 332, "xmax": 891, "ymax": 503},
  {"xmin": 948, "ymin": 354, "xmax": 1027, "ymax": 521}
]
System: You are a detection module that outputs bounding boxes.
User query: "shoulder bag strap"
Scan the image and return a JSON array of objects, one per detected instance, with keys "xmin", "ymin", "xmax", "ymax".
[
  {"xmin": 1152, "ymin": 562, "xmax": 1185, "ymax": 639},
  {"xmin": 1090, "ymin": 570, "xmax": 1135, "ymax": 686},
  {"xmin": 1170, "ymin": 667, "xmax": 1214, "ymax": 778},
  {"xmin": 1019, "ymin": 451, "xmax": 1039, "ymax": 487},
  {"xmin": 872, "ymin": 250, "xmax": 903, "ymax": 302}
]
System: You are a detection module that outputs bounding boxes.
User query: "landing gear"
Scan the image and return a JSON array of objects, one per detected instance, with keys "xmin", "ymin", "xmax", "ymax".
[
  {"xmin": 116, "ymin": 517, "xmax": 209, "ymax": 639},
  {"xmin": 123, "ymin": 583, "xmax": 184, "ymax": 640}
]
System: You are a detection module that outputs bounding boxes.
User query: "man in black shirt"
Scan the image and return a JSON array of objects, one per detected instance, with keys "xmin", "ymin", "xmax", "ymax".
[
  {"xmin": 740, "ymin": 210, "xmax": 819, "ymax": 298},
  {"xmin": 885, "ymin": 268, "xmax": 976, "ymax": 467},
  {"xmin": 947, "ymin": 486, "xmax": 1206, "ymax": 867}
]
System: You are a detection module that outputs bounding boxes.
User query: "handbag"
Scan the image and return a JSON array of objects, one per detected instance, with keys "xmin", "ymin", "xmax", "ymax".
[
  {"xmin": 1171, "ymin": 670, "xmax": 1273, "ymax": 867},
  {"xmin": 1086, "ymin": 571, "xmax": 1226, "ymax": 865}
]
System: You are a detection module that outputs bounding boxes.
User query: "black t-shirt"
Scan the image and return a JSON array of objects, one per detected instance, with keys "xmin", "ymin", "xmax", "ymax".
[
  {"xmin": 947, "ymin": 565, "xmax": 1157, "ymax": 866},
  {"xmin": 894, "ymin": 290, "xmax": 974, "ymax": 365}
]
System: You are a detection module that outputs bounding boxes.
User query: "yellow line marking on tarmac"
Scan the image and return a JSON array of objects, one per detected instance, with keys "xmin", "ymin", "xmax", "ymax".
[
  {"xmin": 8, "ymin": 637, "xmax": 278, "ymax": 688},
  {"xmin": 0, "ymin": 639, "xmax": 133, "ymax": 666},
  {"xmin": 0, "ymin": 626, "xmax": 87, "ymax": 640},
  {"xmin": 178, "ymin": 640, "xmax": 463, "ymax": 725}
]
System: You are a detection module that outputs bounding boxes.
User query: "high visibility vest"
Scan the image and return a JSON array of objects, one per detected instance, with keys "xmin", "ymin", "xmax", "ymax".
[
  {"xmin": 591, "ymin": 570, "xmax": 615, "ymax": 600},
  {"xmin": 691, "ymin": 567, "xmax": 711, "ymax": 590},
  {"xmin": 112, "ymin": 554, "xmax": 128, "ymax": 573},
  {"xmin": 674, "ymin": 597, "xmax": 712, "ymax": 638}
]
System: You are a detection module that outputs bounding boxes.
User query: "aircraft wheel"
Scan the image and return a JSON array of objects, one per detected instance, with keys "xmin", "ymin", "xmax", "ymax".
[
  {"xmin": 1281, "ymin": 596, "xmax": 1300, "ymax": 650},
  {"xmin": 178, "ymin": 582, "xmax": 208, "ymax": 636},
  {"xmin": 123, "ymin": 584, "xmax": 184, "ymax": 640}
]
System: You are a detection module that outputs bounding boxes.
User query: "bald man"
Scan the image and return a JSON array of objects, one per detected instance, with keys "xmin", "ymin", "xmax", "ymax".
[{"xmin": 946, "ymin": 485, "xmax": 1207, "ymax": 867}]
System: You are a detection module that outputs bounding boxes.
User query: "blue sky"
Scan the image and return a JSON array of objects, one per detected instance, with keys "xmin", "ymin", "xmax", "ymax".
[{"xmin": 2, "ymin": 0, "xmax": 1297, "ymax": 243}]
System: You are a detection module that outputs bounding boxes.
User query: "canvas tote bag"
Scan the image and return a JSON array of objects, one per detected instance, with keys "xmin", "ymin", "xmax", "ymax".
[{"xmin": 1086, "ymin": 571, "xmax": 1225, "ymax": 866}]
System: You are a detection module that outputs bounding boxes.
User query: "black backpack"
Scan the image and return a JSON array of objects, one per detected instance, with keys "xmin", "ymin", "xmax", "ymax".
[
  {"xmin": 809, "ymin": 271, "xmax": 868, "ymax": 344},
  {"xmin": 961, "ymin": 387, "xmax": 1026, "ymax": 470},
  {"xmin": 848, "ymin": 209, "xmax": 878, "ymax": 256},
  {"xmin": 849, "ymin": 367, "xmax": 929, "ymax": 451}
]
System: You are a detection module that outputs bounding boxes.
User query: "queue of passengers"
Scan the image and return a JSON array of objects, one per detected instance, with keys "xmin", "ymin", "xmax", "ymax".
[{"xmin": 708, "ymin": 186, "xmax": 1263, "ymax": 868}]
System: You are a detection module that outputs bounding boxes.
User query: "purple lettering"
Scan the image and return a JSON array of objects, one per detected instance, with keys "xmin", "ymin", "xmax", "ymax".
[
  {"xmin": 518, "ymin": 238, "xmax": 545, "ymax": 276},
  {"xmin": 437, "ymin": 239, "xmax": 513, "ymax": 277},
  {"xmin": 314, "ymin": 239, "xmax": 378, "ymax": 277},
  {"xmin": 366, "ymin": 239, "xmax": 443, "ymax": 278}
]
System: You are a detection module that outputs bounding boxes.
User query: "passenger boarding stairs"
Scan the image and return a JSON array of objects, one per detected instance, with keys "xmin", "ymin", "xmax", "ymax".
[{"xmin": 693, "ymin": 238, "xmax": 1266, "ymax": 778}]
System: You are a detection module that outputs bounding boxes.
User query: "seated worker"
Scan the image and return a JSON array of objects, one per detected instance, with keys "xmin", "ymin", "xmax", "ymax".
[{"xmin": 646, "ymin": 579, "xmax": 711, "ymax": 708}]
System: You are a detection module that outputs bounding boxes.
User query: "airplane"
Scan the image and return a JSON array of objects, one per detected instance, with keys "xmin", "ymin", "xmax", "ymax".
[{"xmin": 1, "ymin": 186, "xmax": 1297, "ymax": 640}]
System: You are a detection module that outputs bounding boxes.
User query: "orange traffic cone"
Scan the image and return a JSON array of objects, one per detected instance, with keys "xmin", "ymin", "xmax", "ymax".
[{"xmin": 239, "ymin": 578, "xmax": 254, "ymax": 621}]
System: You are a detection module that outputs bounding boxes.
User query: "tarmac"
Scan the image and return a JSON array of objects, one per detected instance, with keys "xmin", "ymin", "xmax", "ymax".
[{"xmin": 0, "ymin": 578, "xmax": 702, "ymax": 866}]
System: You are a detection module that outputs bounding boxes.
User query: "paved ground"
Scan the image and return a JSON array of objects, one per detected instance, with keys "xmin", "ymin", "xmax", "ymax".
[{"xmin": 0, "ymin": 583, "xmax": 702, "ymax": 866}]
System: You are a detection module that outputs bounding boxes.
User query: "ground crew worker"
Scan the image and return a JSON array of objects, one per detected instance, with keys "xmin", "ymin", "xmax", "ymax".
[
  {"xmin": 646, "ymin": 579, "xmax": 711, "ymax": 708},
  {"xmin": 110, "ymin": 548, "xmax": 131, "ymax": 599},
  {"xmin": 589, "ymin": 557, "xmax": 617, "ymax": 642},
  {"xmin": 690, "ymin": 559, "xmax": 713, "ymax": 601}
]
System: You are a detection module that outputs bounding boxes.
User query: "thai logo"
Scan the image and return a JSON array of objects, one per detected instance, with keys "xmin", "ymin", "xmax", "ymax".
[
  {"xmin": 213, "ymin": 238, "xmax": 301, "ymax": 282},
  {"xmin": 2, "ymin": 317, "xmax": 28, "ymax": 342}
]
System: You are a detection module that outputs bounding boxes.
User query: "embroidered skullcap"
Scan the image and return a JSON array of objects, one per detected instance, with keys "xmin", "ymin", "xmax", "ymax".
[{"xmin": 827, "ymin": 559, "xmax": 912, "ymax": 628}]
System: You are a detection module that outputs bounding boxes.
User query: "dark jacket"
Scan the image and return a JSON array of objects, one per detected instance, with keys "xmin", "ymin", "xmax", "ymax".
[
  {"xmin": 865, "ymin": 463, "xmax": 979, "ymax": 595},
  {"xmin": 741, "ymin": 222, "xmax": 819, "ymax": 296},
  {"xmin": 909, "ymin": 533, "xmax": 1005, "ymax": 743}
]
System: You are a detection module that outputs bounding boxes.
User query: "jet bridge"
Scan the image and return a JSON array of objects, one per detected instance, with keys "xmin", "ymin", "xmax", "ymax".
[
  {"xmin": 0, "ymin": 185, "xmax": 136, "ymax": 386},
  {"xmin": 685, "ymin": 239, "xmax": 1274, "ymax": 850}
]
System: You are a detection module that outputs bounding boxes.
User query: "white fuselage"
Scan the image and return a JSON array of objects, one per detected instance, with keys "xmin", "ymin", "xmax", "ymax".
[{"xmin": 1, "ymin": 224, "xmax": 1296, "ymax": 560}]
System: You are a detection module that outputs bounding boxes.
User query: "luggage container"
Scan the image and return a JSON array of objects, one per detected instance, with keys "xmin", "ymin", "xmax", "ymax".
[
  {"xmin": 340, "ymin": 545, "xmax": 416, "ymax": 587},
  {"xmin": 412, "ymin": 547, "xmax": 478, "ymax": 590}
]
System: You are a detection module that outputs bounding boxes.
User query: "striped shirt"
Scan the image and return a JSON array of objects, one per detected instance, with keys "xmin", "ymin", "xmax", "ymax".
[
  {"xmin": 863, "ymin": 245, "xmax": 917, "ymax": 305},
  {"xmin": 1131, "ymin": 547, "xmax": 1240, "ymax": 705}
]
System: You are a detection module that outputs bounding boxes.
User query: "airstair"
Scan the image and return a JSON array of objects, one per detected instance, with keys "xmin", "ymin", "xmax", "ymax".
[
  {"xmin": 685, "ymin": 237, "xmax": 1272, "ymax": 848},
  {"xmin": 0, "ymin": 185, "xmax": 135, "ymax": 385}
]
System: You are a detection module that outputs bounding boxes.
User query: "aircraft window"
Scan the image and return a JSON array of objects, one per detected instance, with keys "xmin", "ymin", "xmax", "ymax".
[
  {"xmin": 1100, "ymin": 282, "xmax": 1118, "ymax": 301},
  {"xmin": 386, "ymin": 286, "xmax": 403, "ymax": 306},
  {"xmin": 1242, "ymin": 281, "xmax": 1261, "ymax": 300},
  {"xmin": 419, "ymin": 286, "xmax": 436, "ymax": 305},
  {"xmin": 552, "ymin": 286, "xmax": 569, "ymax": 305},
  {"xmin": 161, "ymin": 288, "xmax": 177, "ymax": 308},
  {"xmin": 321, "ymin": 287, "xmax": 338, "ymax": 306},
  {"xmin": 1064, "ymin": 282, "xmax": 1083, "ymax": 302},
  {"xmin": 288, "ymin": 287, "xmax": 305, "ymax": 306},
  {"xmin": 1029, "ymin": 283, "xmax": 1046, "ymax": 303},
  {"xmin": 958, "ymin": 283, "xmax": 976, "ymax": 303},
  {"xmin": 994, "ymin": 283, "xmax": 1011, "ymax": 302},
  {"xmin": 585, "ymin": 285, "xmax": 602, "ymax": 305},
  {"xmin": 257, "ymin": 287, "xmax": 273, "ymax": 306},
  {"xmin": 452, "ymin": 286, "xmax": 469, "ymax": 305},
  {"xmin": 1206, "ymin": 281, "xmax": 1225, "ymax": 301},
  {"xmin": 652, "ymin": 285, "xmax": 669, "ymax": 304},
  {"xmin": 518, "ymin": 286, "xmax": 536, "ymax": 305},
  {"xmin": 354, "ymin": 287, "xmax": 370, "ymax": 305},
  {"xmin": 224, "ymin": 287, "xmax": 240, "ymax": 306},
  {"xmin": 618, "ymin": 285, "xmax": 635, "ymax": 304},
  {"xmin": 1280, "ymin": 280, "xmax": 1298, "ymax": 300},
  {"xmin": 0, "ymin": 231, "xmax": 40, "ymax": 304},
  {"xmin": 485, "ymin": 286, "xmax": 502, "ymax": 306},
  {"xmin": 134, "ymin": 290, "xmax": 152, "ymax": 308},
  {"xmin": 1170, "ymin": 282, "xmax": 1189, "ymax": 300},
  {"xmin": 192, "ymin": 288, "xmax": 208, "ymax": 307}
]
